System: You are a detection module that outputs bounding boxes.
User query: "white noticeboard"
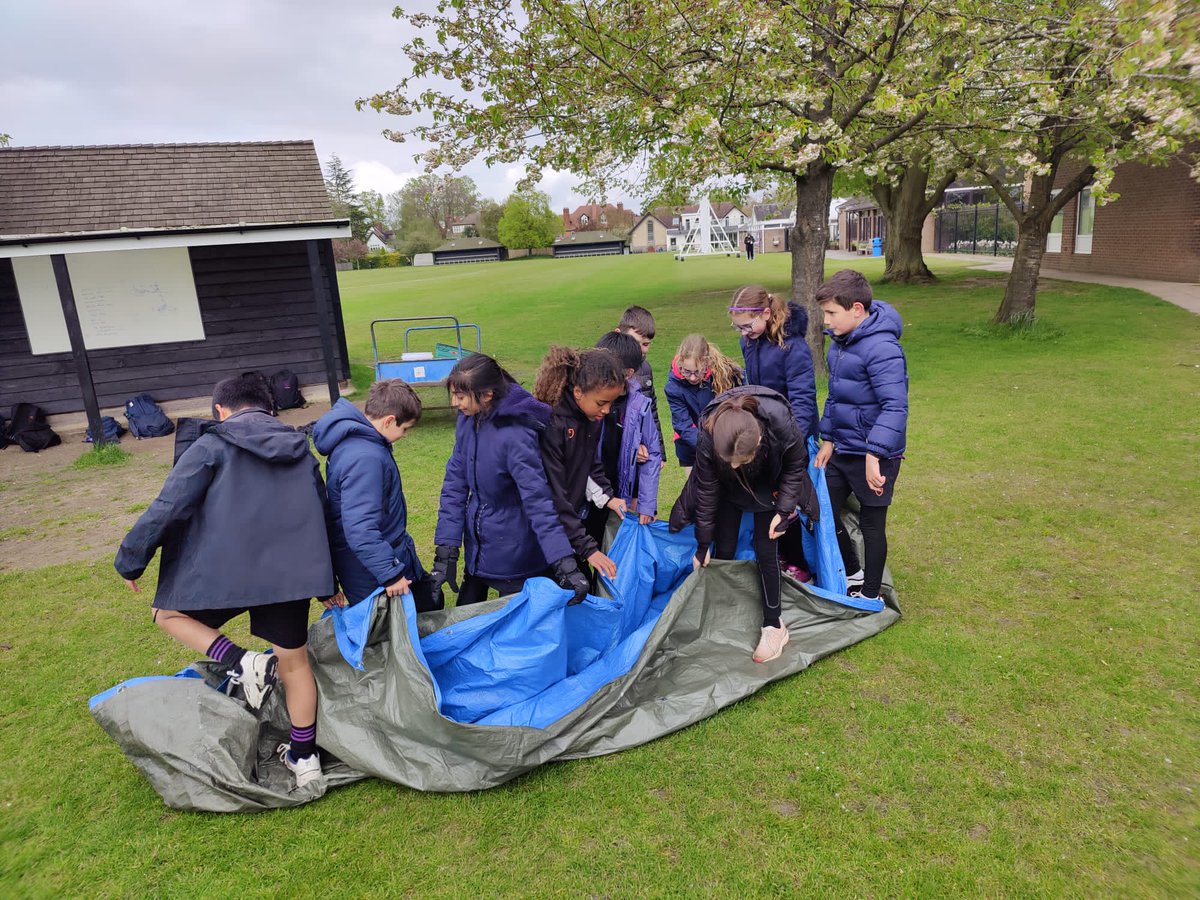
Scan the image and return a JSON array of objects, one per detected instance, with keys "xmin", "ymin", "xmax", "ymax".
[{"xmin": 13, "ymin": 247, "xmax": 206, "ymax": 355}]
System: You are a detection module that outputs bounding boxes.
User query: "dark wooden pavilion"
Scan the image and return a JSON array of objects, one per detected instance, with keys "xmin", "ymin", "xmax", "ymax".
[{"xmin": 0, "ymin": 141, "xmax": 351, "ymax": 441}]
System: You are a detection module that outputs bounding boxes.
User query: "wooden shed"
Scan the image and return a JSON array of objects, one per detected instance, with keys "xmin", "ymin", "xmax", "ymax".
[
  {"xmin": 0, "ymin": 141, "xmax": 351, "ymax": 438},
  {"xmin": 551, "ymin": 230, "xmax": 629, "ymax": 259},
  {"xmin": 432, "ymin": 237, "xmax": 507, "ymax": 265}
]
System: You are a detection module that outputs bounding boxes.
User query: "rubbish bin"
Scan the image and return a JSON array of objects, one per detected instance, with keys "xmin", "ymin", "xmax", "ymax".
[{"xmin": 871, "ymin": 237, "xmax": 882, "ymax": 257}]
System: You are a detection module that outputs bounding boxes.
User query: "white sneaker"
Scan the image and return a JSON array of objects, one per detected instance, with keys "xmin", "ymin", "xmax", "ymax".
[
  {"xmin": 231, "ymin": 650, "xmax": 277, "ymax": 709},
  {"xmin": 278, "ymin": 743, "xmax": 323, "ymax": 789},
  {"xmin": 845, "ymin": 568, "xmax": 865, "ymax": 590},
  {"xmin": 752, "ymin": 624, "xmax": 790, "ymax": 663}
]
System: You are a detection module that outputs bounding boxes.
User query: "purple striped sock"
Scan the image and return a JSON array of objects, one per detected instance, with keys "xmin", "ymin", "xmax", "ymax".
[
  {"xmin": 205, "ymin": 635, "xmax": 246, "ymax": 668},
  {"xmin": 290, "ymin": 724, "xmax": 317, "ymax": 761}
]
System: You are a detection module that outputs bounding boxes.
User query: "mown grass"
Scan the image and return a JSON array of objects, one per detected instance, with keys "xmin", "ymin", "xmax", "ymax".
[{"xmin": 1, "ymin": 253, "xmax": 1197, "ymax": 897}]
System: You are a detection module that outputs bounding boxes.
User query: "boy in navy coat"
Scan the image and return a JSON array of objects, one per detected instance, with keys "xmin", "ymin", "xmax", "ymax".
[
  {"xmin": 313, "ymin": 380, "xmax": 438, "ymax": 611},
  {"xmin": 813, "ymin": 270, "xmax": 909, "ymax": 604},
  {"xmin": 116, "ymin": 373, "xmax": 335, "ymax": 788}
]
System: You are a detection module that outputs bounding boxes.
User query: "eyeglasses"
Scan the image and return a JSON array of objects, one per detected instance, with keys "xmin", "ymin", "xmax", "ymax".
[
  {"xmin": 679, "ymin": 366, "xmax": 705, "ymax": 378},
  {"xmin": 730, "ymin": 312, "xmax": 765, "ymax": 334}
]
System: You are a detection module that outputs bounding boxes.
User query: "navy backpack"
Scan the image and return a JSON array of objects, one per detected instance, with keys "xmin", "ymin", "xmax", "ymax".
[
  {"xmin": 85, "ymin": 416, "xmax": 126, "ymax": 443},
  {"xmin": 124, "ymin": 394, "xmax": 175, "ymax": 439}
]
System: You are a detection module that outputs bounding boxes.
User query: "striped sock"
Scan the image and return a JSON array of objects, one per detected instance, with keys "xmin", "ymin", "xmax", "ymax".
[
  {"xmin": 290, "ymin": 724, "xmax": 317, "ymax": 761},
  {"xmin": 206, "ymin": 635, "xmax": 246, "ymax": 669}
]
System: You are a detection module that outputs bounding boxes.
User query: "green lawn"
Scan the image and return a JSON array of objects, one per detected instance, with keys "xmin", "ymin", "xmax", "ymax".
[{"xmin": 2, "ymin": 253, "xmax": 1197, "ymax": 896}]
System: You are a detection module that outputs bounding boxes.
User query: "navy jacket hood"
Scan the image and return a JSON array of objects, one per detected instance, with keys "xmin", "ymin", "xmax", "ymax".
[
  {"xmin": 312, "ymin": 398, "xmax": 387, "ymax": 456},
  {"xmin": 829, "ymin": 298, "xmax": 903, "ymax": 346},
  {"xmin": 490, "ymin": 383, "xmax": 552, "ymax": 430},
  {"xmin": 213, "ymin": 410, "xmax": 311, "ymax": 463}
]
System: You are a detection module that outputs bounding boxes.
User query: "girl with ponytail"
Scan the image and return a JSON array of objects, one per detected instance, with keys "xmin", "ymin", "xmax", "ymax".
[
  {"xmin": 728, "ymin": 284, "xmax": 818, "ymax": 440},
  {"xmin": 534, "ymin": 346, "xmax": 628, "ymax": 583}
]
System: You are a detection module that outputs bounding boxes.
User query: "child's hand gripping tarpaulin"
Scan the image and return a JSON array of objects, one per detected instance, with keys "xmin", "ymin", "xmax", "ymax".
[{"xmin": 90, "ymin": 501, "xmax": 899, "ymax": 812}]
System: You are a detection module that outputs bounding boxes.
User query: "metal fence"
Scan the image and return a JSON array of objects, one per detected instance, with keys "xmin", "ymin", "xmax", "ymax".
[{"xmin": 933, "ymin": 202, "xmax": 1022, "ymax": 256}]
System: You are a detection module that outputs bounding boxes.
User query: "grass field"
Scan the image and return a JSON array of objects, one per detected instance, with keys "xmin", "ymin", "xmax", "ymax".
[{"xmin": 1, "ymin": 252, "xmax": 1197, "ymax": 896}]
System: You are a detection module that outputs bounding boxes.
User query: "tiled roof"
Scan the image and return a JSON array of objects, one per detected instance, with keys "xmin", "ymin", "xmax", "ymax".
[
  {"xmin": 753, "ymin": 203, "xmax": 795, "ymax": 221},
  {"xmin": 563, "ymin": 203, "xmax": 635, "ymax": 232},
  {"xmin": 435, "ymin": 237, "xmax": 503, "ymax": 251},
  {"xmin": 553, "ymin": 230, "xmax": 629, "ymax": 245},
  {"xmin": 0, "ymin": 141, "xmax": 335, "ymax": 238},
  {"xmin": 839, "ymin": 196, "xmax": 880, "ymax": 213}
]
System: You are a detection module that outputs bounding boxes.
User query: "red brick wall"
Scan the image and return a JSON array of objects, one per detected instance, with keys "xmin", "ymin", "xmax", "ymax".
[{"xmin": 1044, "ymin": 153, "xmax": 1200, "ymax": 282}]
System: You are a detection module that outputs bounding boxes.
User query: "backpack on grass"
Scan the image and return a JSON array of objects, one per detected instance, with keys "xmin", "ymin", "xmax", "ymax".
[
  {"xmin": 124, "ymin": 394, "xmax": 175, "ymax": 439},
  {"xmin": 270, "ymin": 370, "xmax": 305, "ymax": 411},
  {"xmin": 8, "ymin": 402, "xmax": 62, "ymax": 453},
  {"xmin": 85, "ymin": 416, "xmax": 125, "ymax": 443}
]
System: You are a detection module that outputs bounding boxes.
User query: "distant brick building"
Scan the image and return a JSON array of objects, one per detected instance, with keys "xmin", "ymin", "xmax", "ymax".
[
  {"xmin": 562, "ymin": 203, "xmax": 636, "ymax": 235},
  {"xmin": 1044, "ymin": 152, "xmax": 1199, "ymax": 283}
]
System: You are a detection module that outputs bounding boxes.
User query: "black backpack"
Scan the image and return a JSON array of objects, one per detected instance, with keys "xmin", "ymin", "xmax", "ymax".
[
  {"xmin": 124, "ymin": 394, "xmax": 175, "ymax": 439},
  {"xmin": 85, "ymin": 415, "xmax": 126, "ymax": 443},
  {"xmin": 173, "ymin": 417, "xmax": 218, "ymax": 466},
  {"xmin": 8, "ymin": 402, "xmax": 62, "ymax": 453},
  {"xmin": 270, "ymin": 369, "xmax": 305, "ymax": 411}
]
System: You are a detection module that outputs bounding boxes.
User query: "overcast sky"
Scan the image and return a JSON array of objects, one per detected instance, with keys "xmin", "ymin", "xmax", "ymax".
[{"xmin": 1, "ymin": 0, "xmax": 629, "ymax": 214}]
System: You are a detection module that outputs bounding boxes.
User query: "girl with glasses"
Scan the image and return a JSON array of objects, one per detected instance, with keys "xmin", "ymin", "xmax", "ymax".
[
  {"xmin": 728, "ymin": 284, "xmax": 818, "ymax": 442},
  {"xmin": 664, "ymin": 334, "xmax": 743, "ymax": 476},
  {"xmin": 728, "ymin": 285, "xmax": 819, "ymax": 580}
]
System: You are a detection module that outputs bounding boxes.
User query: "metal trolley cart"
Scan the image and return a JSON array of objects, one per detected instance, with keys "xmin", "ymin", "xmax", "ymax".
[{"xmin": 370, "ymin": 316, "xmax": 481, "ymax": 395}]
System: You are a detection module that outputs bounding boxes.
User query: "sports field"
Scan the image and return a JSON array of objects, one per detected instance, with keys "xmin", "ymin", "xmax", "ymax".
[{"xmin": 1, "ymin": 252, "xmax": 1196, "ymax": 896}]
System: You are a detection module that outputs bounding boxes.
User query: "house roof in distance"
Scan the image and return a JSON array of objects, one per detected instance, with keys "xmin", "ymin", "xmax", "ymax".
[{"xmin": 0, "ymin": 140, "xmax": 336, "ymax": 239}]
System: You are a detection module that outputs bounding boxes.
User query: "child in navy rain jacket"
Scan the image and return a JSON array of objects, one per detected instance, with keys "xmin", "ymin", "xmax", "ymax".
[
  {"xmin": 664, "ymin": 333, "xmax": 743, "ymax": 475},
  {"xmin": 813, "ymin": 270, "xmax": 908, "ymax": 606},
  {"xmin": 728, "ymin": 284, "xmax": 819, "ymax": 441},
  {"xmin": 115, "ymin": 373, "xmax": 334, "ymax": 789},
  {"xmin": 430, "ymin": 353, "xmax": 589, "ymax": 606},
  {"xmin": 533, "ymin": 345, "xmax": 628, "ymax": 583},
  {"xmin": 615, "ymin": 305, "xmax": 666, "ymax": 455},
  {"xmin": 585, "ymin": 332, "xmax": 663, "ymax": 549},
  {"xmin": 313, "ymin": 380, "xmax": 438, "ymax": 611}
]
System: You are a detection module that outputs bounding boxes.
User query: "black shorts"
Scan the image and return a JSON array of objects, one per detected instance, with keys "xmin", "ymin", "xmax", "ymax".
[
  {"xmin": 825, "ymin": 452, "xmax": 902, "ymax": 507},
  {"xmin": 175, "ymin": 599, "xmax": 312, "ymax": 650}
]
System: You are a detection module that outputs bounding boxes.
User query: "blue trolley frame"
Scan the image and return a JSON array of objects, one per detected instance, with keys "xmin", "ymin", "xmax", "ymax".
[{"xmin": 370, "ymin": 315, "xmax": 481, "ymax": 387}]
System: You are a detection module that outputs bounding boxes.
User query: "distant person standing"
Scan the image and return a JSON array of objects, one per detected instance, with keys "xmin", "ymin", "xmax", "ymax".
[{"xmin": 744, "ymin": 232, "xmax": 756, "ymax": 261}]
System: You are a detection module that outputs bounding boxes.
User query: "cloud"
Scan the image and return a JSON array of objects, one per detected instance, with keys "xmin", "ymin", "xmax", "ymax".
[{"xmin": 349, "ymin": 159, "xmax": 421, "ymax": 195}]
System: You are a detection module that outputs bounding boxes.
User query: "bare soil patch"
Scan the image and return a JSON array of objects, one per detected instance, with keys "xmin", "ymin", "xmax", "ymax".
[{"xmin": 0, "ymin": 402, "xmax": 333, "ymax": 572}]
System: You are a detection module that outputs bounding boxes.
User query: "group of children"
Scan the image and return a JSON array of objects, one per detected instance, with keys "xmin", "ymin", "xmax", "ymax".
[{"xmin": 115, "ymin": 269, "xmax": 909, "ymax": 789}]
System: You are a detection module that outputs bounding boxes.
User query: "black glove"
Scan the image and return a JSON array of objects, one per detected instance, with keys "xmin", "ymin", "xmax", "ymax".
[
  {"xmin": 551, "ymin": 556, "xmax": 590, "ymax": 606},
  {"xmin": 429, "ymin": 545, "xmax": 460, "ymax": 600},
  {"xmin": 693, "ymin": 542, "xmax": 710, "ymax": 570}
]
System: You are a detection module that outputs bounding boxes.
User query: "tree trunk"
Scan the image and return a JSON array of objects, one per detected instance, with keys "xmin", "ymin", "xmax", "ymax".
[
  {"xmin": 875, "ymin": 164, "xmax": 939, "ymax": 284},
  {"xmin": 789, "ymin": 163, "xmax": 835, "ymax": 375},
  {"xmin": 993, "ymin": 172, "xmax": 1060, "ymax": 324},
  {"xmin": 994, "ymin": 217, "xmax": 1048, "ymax": 323}
]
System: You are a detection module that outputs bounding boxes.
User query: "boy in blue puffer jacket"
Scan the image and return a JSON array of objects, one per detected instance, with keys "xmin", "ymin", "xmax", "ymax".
[
  {"xmin": 813, "ymin": 270, "xmax": 908, "ymax": 605},
  {"xmin": 313, "ymin": 380, "xmax": 439, "ymax": 611}
]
